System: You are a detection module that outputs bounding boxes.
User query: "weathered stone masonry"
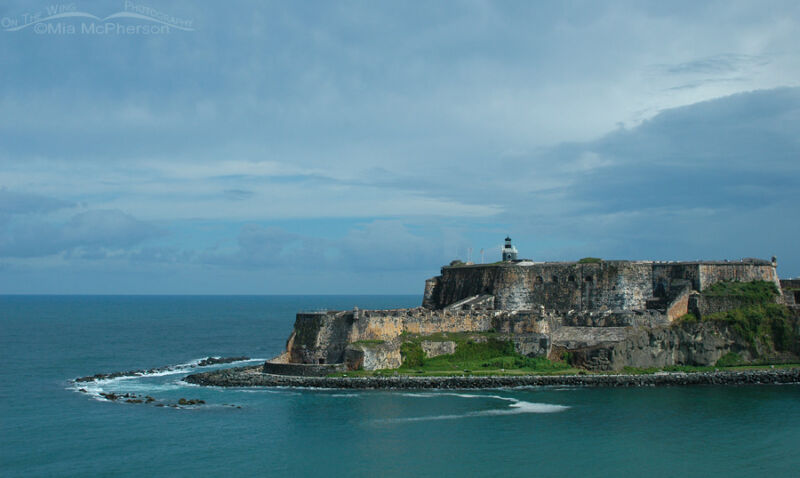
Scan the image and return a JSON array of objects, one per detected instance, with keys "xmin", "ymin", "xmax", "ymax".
[{"xmin": 424, "ymin": 259, "xmax": 779, "ymax": 312}]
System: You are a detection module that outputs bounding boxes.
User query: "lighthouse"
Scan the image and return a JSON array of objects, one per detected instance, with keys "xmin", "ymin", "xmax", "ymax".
[{"xmin": 502, "ymin": 236, "xmax": 518, "ymax": 262}]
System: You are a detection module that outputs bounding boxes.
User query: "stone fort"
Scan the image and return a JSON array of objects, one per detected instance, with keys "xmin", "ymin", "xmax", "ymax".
[{"xmin": 265, "ymin": 238, "xmax": 796, "ymax": 374}]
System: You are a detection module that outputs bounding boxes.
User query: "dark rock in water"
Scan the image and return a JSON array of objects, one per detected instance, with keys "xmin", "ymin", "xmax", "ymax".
[
  {"xmin": 100, "ymin": 392, "xmax": 119, "ymax": 401},
  {"xmin": 177, "ymin": 398, "xmax": 205, "ymax": 406},
  {"xmin": 78, "ymin": 388, "xmax": 87, "ymax": 393},
  {"xmin": 197, "ymin": 356, "xmax": 250, "ymax": 367},
  {"xmin": 75, "ymin": 369, "xmax": 145, "ymax": 383},
  {"xmin": 74, "ymin": 356, "xmax": 249, "ymax": 385}
]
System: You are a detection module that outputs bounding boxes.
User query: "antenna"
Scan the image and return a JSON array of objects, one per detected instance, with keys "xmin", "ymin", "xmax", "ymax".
[
  {"xmin": 468, "ymin": 247, "xmax": 472, "ymax": 263},
  {"xmin": 480, "ymin": 249, "xmax": 484, "ymax": 264}
]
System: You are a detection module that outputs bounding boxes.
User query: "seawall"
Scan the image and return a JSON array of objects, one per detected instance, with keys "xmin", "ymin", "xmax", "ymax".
[{"xmin": 184, "ymin": 366, "xmax": 800, "ymax": 389}]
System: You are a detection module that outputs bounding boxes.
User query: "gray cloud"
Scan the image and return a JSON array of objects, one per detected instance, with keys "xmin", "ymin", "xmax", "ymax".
[
  {"xmin": 2, "ymin": 1, "xmax": 800, "ymax": 291},
  {"xmin": 659, "ymin": 53, "xmax": 768, "ymax": 75},
  {"xmin": 223, "ymin": 189, "xmax": 255, "ymax": 201},
  {"xmin": 0, "ymin": 189, "xmax": 74, "ymax": 215},
  {"xmin": 201, "ymin": 220, "xmax": 451, "ymax": 272},
  {"xmin": 0, "ymin": 209, "xmax": 162, "ymax": 258}
]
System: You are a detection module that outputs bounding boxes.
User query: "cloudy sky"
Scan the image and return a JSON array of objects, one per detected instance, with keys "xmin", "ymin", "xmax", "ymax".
[{"xmin": 1, "ymin": 0, "xmax": 798, "ymax": 294}]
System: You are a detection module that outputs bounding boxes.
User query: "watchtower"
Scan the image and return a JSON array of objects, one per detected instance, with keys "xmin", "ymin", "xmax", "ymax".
[{"xmin": 502, "ymin": 236, "xmax": 518, "ymax": 262}]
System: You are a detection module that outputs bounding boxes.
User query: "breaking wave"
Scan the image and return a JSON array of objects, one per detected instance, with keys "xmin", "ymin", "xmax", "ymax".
[
  {"xmin": 69, "ymin": 357, "xmax": 264, "ymax": 401},
  {"xmin": 382, "ymin": 392, "xmax": 569, "ymax": 422}
]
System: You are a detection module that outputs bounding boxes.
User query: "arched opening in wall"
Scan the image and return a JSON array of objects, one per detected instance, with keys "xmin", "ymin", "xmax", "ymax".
[
  {"xmin": 552, "ymin": 275, "xmax": 558, "ymax": 283},
  {"xmin": 535, "ymin": 276, "xmax": 544, "ymax": 284},
  {"xmin": 568, "ymin": 275, "xmax": 576, "ymax": 283},
  {"xmin": 318, "ymin": 358, "xmax": 325, "ymax": 365},
  {"xmin": 655, "ymin": 283, "xmax": 666, "ymax": 298},
  {"xmin": 584, "ymin": 276, "xmax": 593, "ymax": 283},
  {"xmin": 794, "ymin": 291, "xmax": 800, "ymax": 303}
]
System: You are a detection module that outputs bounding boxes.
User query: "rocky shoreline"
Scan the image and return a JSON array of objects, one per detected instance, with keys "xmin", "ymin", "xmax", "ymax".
[
  {"xmin": 183, "ymin": 365, "xmax": 800, "ymax": 389},
  {"xmin": 74, "ymin": 356, "xmax": 250, "ymax": 383}
]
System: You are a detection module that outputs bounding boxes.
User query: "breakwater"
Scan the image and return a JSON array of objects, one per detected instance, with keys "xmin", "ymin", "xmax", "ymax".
[{"xmin": 183, "ymin": 365, "xmax": 800, "ymax": 389}]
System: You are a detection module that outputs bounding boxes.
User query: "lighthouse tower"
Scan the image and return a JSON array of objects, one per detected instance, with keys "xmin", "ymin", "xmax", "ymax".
[{"xmin": 502, "ymin": 236, "xmax": 518, "ymax": 262}]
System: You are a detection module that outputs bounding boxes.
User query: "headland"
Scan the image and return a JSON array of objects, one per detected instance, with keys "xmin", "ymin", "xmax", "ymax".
[{"xmin": 185, "ymin": 238, "xmax": 800, "ymax": 388}]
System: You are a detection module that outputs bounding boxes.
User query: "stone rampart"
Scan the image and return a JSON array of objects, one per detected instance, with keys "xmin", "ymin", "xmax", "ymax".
[
  {"xmin": 781, "ymin": 280, "xmax": 800, "ymax": 305},
  {"xmin": 698, "ymin": 262, "xmax": 779, "ymax": 291},
  {"xmin": 288, "ymin": 308, "xmax": 495, "ymax": 365},
  {"xmin": 426, "ymin": 260, "xmax": 778, "ymax": 312},
  {"xmin": 430, "ymin": 261, "xmax": 654, "ymax": 312}
]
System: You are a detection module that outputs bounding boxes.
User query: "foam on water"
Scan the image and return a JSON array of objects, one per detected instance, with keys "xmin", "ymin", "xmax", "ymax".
[
  {"xmin": 380, "ymin": 392, "xmax": 569, "ymax": 423},
  {"xmin": 69, "ymin": 357, "xmax": 265, "ymax": 400}
]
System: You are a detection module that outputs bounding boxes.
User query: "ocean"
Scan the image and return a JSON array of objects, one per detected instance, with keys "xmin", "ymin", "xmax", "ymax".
[{"xmin": 1, "ymin": 295, "xmax": 798, "ymax": 477}]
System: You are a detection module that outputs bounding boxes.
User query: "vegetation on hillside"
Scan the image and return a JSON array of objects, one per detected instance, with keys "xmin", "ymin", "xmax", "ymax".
[
  {"xmin": 397, "ymin": 332, "xmax": 571, "ymax": 374},
  {"xmin": 702, "ymin": 280, "xmax": 779, "ymax": 303},
  {"xmin": 352, "ymin": 339, "xmax": 386, "ymax": 346},
  {"xmin": 676, "ymin": 281, "xmax": 797, "ymax": 353}
]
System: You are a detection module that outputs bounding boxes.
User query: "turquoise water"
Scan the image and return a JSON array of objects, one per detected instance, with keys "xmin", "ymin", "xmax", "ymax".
[{"xmin": 1, "ymin": 296, "xmax": 799, "ymax": 477}]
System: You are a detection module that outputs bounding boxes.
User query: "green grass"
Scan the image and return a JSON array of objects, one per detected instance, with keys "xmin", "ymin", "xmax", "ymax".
[
  {"xmin": 396, "ymin": 333, "xmax": 571, "ymax": 374},
  {"xmin": 677, "ymin": 313, "xmax": 698, "ymax": 323},
  {"xmin": 702, "ymin": 280, "xmax": 779, "ymax": 302},
  {"xmin": 705, "ymin": 303, "xmax": 794, "ymax": 351},
  {"xmin": 352, "ymin": 339, "xmax": 386, "ymax": 346},
  {"xmin": 715, "ymin": 352, "xmax": 744, "ymax": 367},
  {"xmin": 400, "ymin": 342, "xmax": 425, "ymax": 368},
  {"xmin": 577, "ymin": 257, "xmax": 602, "ymax": 264}
]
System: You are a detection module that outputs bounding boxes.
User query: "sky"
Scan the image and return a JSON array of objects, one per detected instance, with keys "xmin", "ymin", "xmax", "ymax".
[{"xmin": 0, "ymin": 0, "xmax": 799, "ymax": 294}]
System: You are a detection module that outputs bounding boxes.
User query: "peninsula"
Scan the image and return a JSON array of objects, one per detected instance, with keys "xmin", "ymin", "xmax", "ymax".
[{"xmin": 186, "ymin": 238, "xmax": 800, "ymax": 388}]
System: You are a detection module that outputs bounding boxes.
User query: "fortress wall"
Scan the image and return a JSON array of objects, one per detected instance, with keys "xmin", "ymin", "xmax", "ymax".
[
  {"xmin": 697, "ymin": 263, "xmax": 779, "ymax": 291},
  {"xmin": 493, "ymin": 266, "xmax": 535, "ymax": 310},
  {"xmin": 435, "ymin": 266, "xmax": 504, "ymax": 308},
  {"xmin": 430, "ymin": 262, "xmax": 653, "ymax": 312},
  {"xmin": 290, "ymin": 312, "xmax": 354, "ymax": 364},
  {"xmin": 525, "ymin": 261, "xmax": 653, "ymax": 312},
  {"xmin": 652, "ymin": 264, "xmax": 701, "ymax": 293},
  {"xmin": 421, "ymin": 277, "xmax": 440, "ymax": 309},
  {"xmin": 781, "ymin": 280, "xmax": 800, "ymax": 305},
  {"xmin": 288, "ymin": 309, "xmax": 494, "ymax": 364}
]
